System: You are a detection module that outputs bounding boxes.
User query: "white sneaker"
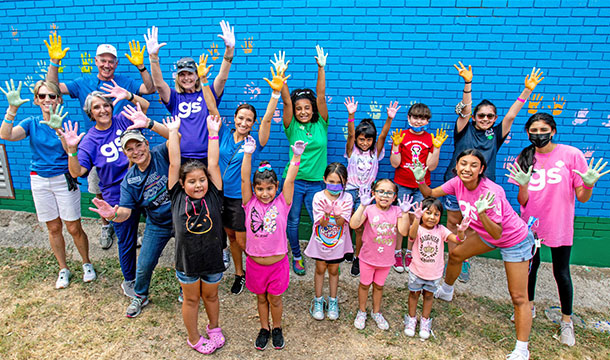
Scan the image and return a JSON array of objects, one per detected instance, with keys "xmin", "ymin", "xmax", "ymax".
[
  {"xmin": 223, "ymin": 248, "xmax": 231, "ymax": 270},
  {"xmin": 82, "ymin": 263, "xmax": 97, "ymax": 283},
  {"xmin": 510, "ymin": 305, "xmax": 536, "ymax": 322},
  {"xmin": 55, "ymin": 268, "xmax": 71, "ymax": 289},
  {"xmin": 419, "ymin": 317, "xmax": 432, "ymax": 339},
  {"xmin": 121, "ymin": 280, "xmax": 136, "ymax": 298},
  {"xmin": 354, "ymin": 310, "xmax": 367, "ymax": 330},
  {"xmin": 506, "ymin": 349, "xmax": 529, "ymax": 360},
  {"xmin": 434, "ymin": 285, "xmax": 454, "ymax": 302},
  {"xmin": 371, "ymin": 311, "xmax": 389, "ymax": 330},
  {"xmin": 404, "ymin": 315, "xmax": 417, "ymax": 337},
  {"xmin": 559, "ymin": 320, "xmax": 576, "ymax": 346}
]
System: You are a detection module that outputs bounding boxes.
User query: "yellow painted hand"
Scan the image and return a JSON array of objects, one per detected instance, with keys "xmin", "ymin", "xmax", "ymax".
[
  {"xmin": 44, "ymin": 32, "xmax": 69, "ymax": 61},
  {"xmin": 125, "ymin": 40, "xmax": 145, "ymax": 66},
  {"xmin": 525, "ymin": 67, "xmax": 544, "ymax": 91},
  {"xmin": 263, "ymin": 67, "xmax": 291, "ymax": 92},
  {"xmin": 391, "ymin": 129, "xmax": 405, "ymax": 147},
  {"xmin": 198, "ymin": 54, "xmax": 213, "ymax": 79},
  {"xmin": 432, "ymin": 126, "xmax": 448, "ymax": 148},
  {"xmin": 453, "ymin": 61, "xmax": 472, "ymax": 83}
]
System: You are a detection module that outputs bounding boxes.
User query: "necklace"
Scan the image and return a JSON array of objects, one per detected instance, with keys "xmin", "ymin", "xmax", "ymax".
[{"xmin": 184, "ymin": 195, "xmax": 213, "ymax": 234}]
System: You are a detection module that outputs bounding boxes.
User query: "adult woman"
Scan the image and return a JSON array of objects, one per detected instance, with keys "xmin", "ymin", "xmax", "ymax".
[
  {"xmin": 145, "ymin": 21, "xmax": 234, "ymax": 162},
  {"xmin": 411, "ymin": 150, "xmax": 536, "ymax": 360},
  {"xmin": 507, "ymin": 112, "xmax": 608, "ymax": 347},
  {"xmin": 0, "ymin": 80, "xmax": 95, "ymax": 289},
  {"xmin": 60, "ymin": 86, "xmax": 167, "ymax": 298},
  {"xmin": 201, "ymin": 53, "xmax": 289, "ymax": 294},
  {"xmin": 280, "ymin": 45, "xmax": 329, "ymax": 276}
]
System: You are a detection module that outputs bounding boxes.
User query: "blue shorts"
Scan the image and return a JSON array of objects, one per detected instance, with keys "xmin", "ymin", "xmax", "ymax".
[
  {"xmin": 408, "ymin": 271, "xmax": 442, "ymax": 293},
  {"xmin": 397, "ymin": 185, "xmax": 424, "ymax": 204},
  {"xmin": 346, "ymin": 188, "xmax": 361, "ymax": 210},
  {"xmin": 479, "ymin": 230, "xmax": 536, "ymax": 263},
  {"xmin": 444, "ymin": 194, "xmax": 460, "ymax": 212},
  {"xmin": 175, "ymin": 270, "xmax": 224, "ymax": 285}
]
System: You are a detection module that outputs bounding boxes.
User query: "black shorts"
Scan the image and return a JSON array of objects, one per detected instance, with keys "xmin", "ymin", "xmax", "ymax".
[
  {"xmin": 222, "ymin": 196, "xmax": 246, "ymax": 232},
  {"xmin": 311, "ymin": 253, "xmax": 352, "ymax": 264}
]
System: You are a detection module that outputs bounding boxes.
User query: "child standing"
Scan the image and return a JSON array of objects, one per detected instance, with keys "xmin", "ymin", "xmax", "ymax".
[
  {"xmin": 404, "ymin": 197, "xmax": 469, "ymax": 339},
  {"xmin": 349, "ymin": 179, "xmax": 413, "ymax": 330},
  {"xmin": 343, "ymin": 97, "xmax": 398, "ymax": 277},
  {"xmin": 241, "ymin": 135, "xmax": 306, "ymax": 351},
  {"xmin": 304, "ymin": 163, "xmax": 353, "ymax": 321}
]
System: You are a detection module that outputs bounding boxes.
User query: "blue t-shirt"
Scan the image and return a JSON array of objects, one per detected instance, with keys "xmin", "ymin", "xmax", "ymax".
[
  {"xmin": 65, "ymin": 74, "xmax": 142, "ymax": 131},
  {"xmin": 120, "ymin": 144, "xmax": 172, "ymax": 227},
  {"xmin": 218, "ymin": 124, "xmax": 264, "ymax": 199},
  {"xmin": 444, "ymin": 121, "xmax": 506, "ymax": 182},
  {"xmin": 164, "ymin": 86, "xmax": 222, "ymax": 160},
  {"xmin": 18, "ymin": 115, "xmax": 68, "ymax": 177},
  {"xmin": 77, "ymin": 113, "xmax": 132, "ymax": 205}
]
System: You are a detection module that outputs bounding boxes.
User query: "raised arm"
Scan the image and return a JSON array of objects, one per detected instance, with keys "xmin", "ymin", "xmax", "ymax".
[
  {"xmin": 165, "ymin": 116, "xmax": 181, "ymax": 189},
  {"xmin": 213, "ymin": 20, "xmax": 235, "ymax": 97},
  {"xmin": 501, "ymin": 67, "xmax": 544, "ymax": 138},
  {"xmin": 240, "ymin": 136, "xmax": 257, "ymax": 204},
  {"xmin": 44, "ymin": 32, "xmax": 70, "ymax": 94},
  {"xmin": 454, "ymin": 61, "xmax": 473, "ymax": 133},
  {"xmin": 314, "ymin": 45, "xmax": 328, "ymax": 121},
  {"xmin": 389, "ymin": 129, "xmax": 405, "ymax": 168},
  {"xmin": 349, "ymin": 187, "xmax": 373, "ymax": 229},
  {"xmin": 101, "ymin": 79, "xmax": 150, "ymax": 114},
  {"xmin": 0, "ymin": 80, "xmax": 29, "ymax": 141},
  {"xmin": 144, "ymin": 26, "xmax": 170, "ymax": 103},
  {"xmin": 344, "ymin": 97, "xmax": 358, "ymax": 157},
  {"xmin": 270, "ymin": 52, "xmax": 293, "ymax": 129},
  {"xmin": 397, "ymin": 194, "xmax": 415, "ymax": 236},
  {"xmin": 57, "ymin": 120, "xmax": 88, "ymax": 178},
  {"xmin": 198, "ymin": 54, "xmax": 219, "ymax": 117},
  {"xmin": 261, "ymin": 58, "xmax": 290, "ymax": 146},
  {"xmin": 573, "ymin": 157, "xmax": 609, "ymax": 203},
  {"xmin": 282, "ymin": 140, "xmax": 305, "ymax": 205},
  {"xmin": 409, "ymin": 202, "xmax": 423, "ymax": 239},
  {"xmin": 121, "ymin": 103, "xmax": 168, "ymax": 139},
  {"xmin": 427, "ymin": 127, "xmax": 448, "ymax": 171},
  {"xmin": 124, "ymin": 40, "xmax": 155, "ymax": 94},
  {"xmin": 206, "ymin": 114, "xmax": 222, "ymax": 190},
  {"xmin": 378, "ymin": 101, "xmax": 399, "ymax": 155},
  {"xmin": 506, "ymin": 162, "xmax": 533, "ymax": 207}
]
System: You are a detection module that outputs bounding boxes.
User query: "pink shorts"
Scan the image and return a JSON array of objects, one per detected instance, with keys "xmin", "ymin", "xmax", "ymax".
[
  {"xmin": 245, "ymin": 255, "xmax": 290, "ymax": 296},
  {"xmin": 359, "ymin": 260, "xmax": 391, "ymax": 286}
]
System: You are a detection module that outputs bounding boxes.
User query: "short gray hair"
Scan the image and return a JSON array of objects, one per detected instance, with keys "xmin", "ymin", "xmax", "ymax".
[{"xmin": 83, "ymin": 91, "xmax": 113, "ymax": 119}]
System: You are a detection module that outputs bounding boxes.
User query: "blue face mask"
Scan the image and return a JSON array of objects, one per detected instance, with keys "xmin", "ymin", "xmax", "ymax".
[
  {"xmin": 326, "ymin": 183, "xmax": 343, "ymax": 195},
  {"xmin": 409, "ymin": 124, "xmax": 429, "ymax": 132}
]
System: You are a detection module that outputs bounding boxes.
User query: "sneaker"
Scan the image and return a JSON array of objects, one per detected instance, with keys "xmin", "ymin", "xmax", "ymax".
[
  {"xmin": 419, "ymin": 317, "xmax": 432, "ymax": 339},
  {"xmin": 559, "ymin": 320, "xmax": 576, "ymax": 346},
  {"xmin": 223, "ymin": 248, "xmax": 231, "ymax": 270},
  {"xmin": 255, "ymin": 328, "xmax": 270, "ymax": 350},
  {"xmin": 82, "ymin": 263, "xmax": 97, "ymax": 283},
  {"xmin": 458, "ymin": 261, "xmax": 471, "ymax": 283},
  {"xmin": 136, "ymin": 235, "xmax": 143, "ymax": 249},
  {"xmin": 403, "ymin": 315, "xmax": 417, "ymax": 337},
  {"xmin": 292, "ymin": 258, "xmax": 306, "ymax": 276},
  {"xmin": 404, "ymin": 251, "xmax": 413, "ymax": 267},
  {"xmin": 510, "ymin": 306, "xmax": 536, "ymax": 322},
  {"xmin": 327, "ymin": 297, "xmax": 339, "ymax": 320},
  {"xmin": 434, "ymin": 285, "xmax": 454, "ymax": 302},
  {"xmin": 371, "ymin": 311, "xmax": 389, "ymax": 330},
  {"xmin": 310, "ymin": 297, "xmax": 325, "ymax": 320},
  {"xmin": 392, "ymin": 252, "xmax": 404, "ymax": 273},
  {"xmin": 55, "ymin": 268, "xmax": 71, "ymax": 289},
  {"xmin": 178, "ymin": 287, "xmax": 183, "ymax": 303},
  {"xmin": 231, "ymin": 273, "xmax": 246, "ymax": 295},
  {"xmin": 506, "ymin": 349, "xmax": 529, "ymax": 360},
  {"xmin": 126, "ymin": 295, "xmax": 149, "ymax": 318},
  {"xmin": 350, "ymin": 257, "xmax": 360, "ymax": 277},
  {"xmin": 99, "ymin": 224, "xmax": 115, "ymax": 250},
  {"xmin": 271, "ymin": 327, "xmax": 285, "ymax": 349},
  {"xmin": 121, "ymin": 279, "xmax": 136, "ymax": 298},
  {"xmin": 344, "ymin": 252, "xmax": 354, "ymax": 263},
  {"xmin": 354, "ymin": 310, "xmax": 367, "ymax": 330}
]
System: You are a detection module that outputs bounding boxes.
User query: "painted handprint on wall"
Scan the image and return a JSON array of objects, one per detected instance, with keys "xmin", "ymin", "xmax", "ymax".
[
  {"xmin": 342, "ymin": 126, "xmax": 348, "ymax": 140},
  {"xmin": 241, "ymin": 37, "xmax": 253, "ymax": 54},
  {"xmin": 367, "ymin": 101, "xmax": 382, "ymax": 120},
  {"xmin": 24, "ymin": 75, "xmax": 35, "ymax": 94},
  {"xmin": 36, "ymin": 60, "xmax": 48, "ymax": 80},
  {"xmin": 581, "ymin": 147, "xmax": 595, "ymax": 161},
  {"xmin": 528, "ymin": 93, "xmax": 543, "ymax": 114},
  {"xmin": 272, "ymin": 109, "xmax": 282, "ymax": 124},
  {"xmin": 81, "ymin": 52, "xmax": 92, "ymax": 74},
  {"xmin": 11, "ymin": 26, "xmax": 18, "ymax": 41},
  {"xmin": 548, "ymin": 95, "xmax": 566, "ymax": 116},
  {"xmin": 503, "ymin": 132, "xmax": 512, "ymax": 145},
  {"xmin": 572, "ymin": 109, "xmax": 588, "ymax": 126},
  {"xmin": 243, "ymin": 82, "xmax": 261, "ymax": 100},
  {"xmin": 502, "ymin": 156, "xmax": 517, "ymax": 170},
  {"xmin": 602, "ymin": 115, "xmax": 610, "ymax": 128},
  {"xmin": 208, "ymin": 43, "xmax": 219, "ymax": 61}
]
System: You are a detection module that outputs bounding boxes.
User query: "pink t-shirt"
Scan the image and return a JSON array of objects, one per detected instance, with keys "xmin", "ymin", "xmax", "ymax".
[
  {"xmin": 508, "ymin": 144, "xmax": 587, "ymax": 247},
  {"xmin": 304, "ymin": 191, "xmax": 353, "ymax": 260},
  {"xmin": 441, "ymin": 177, "xmax": 528, "ymax": 248},
  {"xmin": 344, "ymin": 143, "xmax": 385, "ymax": 191},
  {"xmin": 243, "ymin": 193, "xmax": 291, "ymax": 257},
  {"xmin": 359, "ymin": 205, "xmax": 402, "ymax": 267},
  {"xmin": 409, "ymin": 225, "xmax": 453, "ymax": 280}
]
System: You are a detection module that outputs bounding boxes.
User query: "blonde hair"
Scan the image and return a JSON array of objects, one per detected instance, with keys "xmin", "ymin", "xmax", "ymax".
[{"xmin": 175, "ymin": 76, "xmax": 202, "ymax": 94}]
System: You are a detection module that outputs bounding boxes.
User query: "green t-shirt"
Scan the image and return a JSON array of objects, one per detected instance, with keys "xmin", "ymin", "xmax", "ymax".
[{"xmin": 283, "ymin": 114, "xmax": 328, "ymax": 181}]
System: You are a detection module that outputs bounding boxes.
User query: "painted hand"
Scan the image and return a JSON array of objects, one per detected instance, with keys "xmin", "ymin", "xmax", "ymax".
[
  {"xmin": 315, "ymin": 44, "xmax": 327, "ymax": 67},
  {"xmin": 40, "ymin": 104, "xmax": 68, "ymax": 129},
  {"xmin": 162, "ymin": 115, "xmax": 181, "ymax": 132},
  {"xmin": 206, "ymin": 114, "xmax": 222, "ymax": 134},
  {"xmin": 398, "ymin": 194, "xmax": 415, "ymax": 213},
  {"xmin": 125, "ymin": 40, "xmax": 145, "ymax": 66},
  {"xmin": 432, "ymin": 126, "xmax": 448, "ymax": 148},
  {"xmin": 344, "ymin": 97, "xmax": 358, "ymax": 115},
  {"xmin": 44, "ymin": 32, "xmax": 69, "ymax": 61},
  {"xmin": 358, "ymin": 186, "xmax": 374, "ymax": 206},
  {"xmin": 198, "ymin": 54, "xmax": 213, "ymax": 79},
  {"xmin": 100, "ymin": 79, "xmax": 130, "ymax": 106},
  {"xmin": 391, "ymin": 129, "xmax": 405, "ymax": 147},
  {"xmin": 457, "ymin": 216, "xmax": 471, "ymax": 233},
  {"xmin": 387, "ymin": 101, "xmax": 401, "ymax": 119},
  {"xmin": 572, "ymin": 157, "xmax": 609, "ymax": 187},
  {"xmin": 263, "ymin": 66, "xmax": 291, "ymax": 92},
  {"xmin": 453, "ymin": 61, "xmax": 472, "ymax": 82},
  {"xmin": 143, "ymin": 26, "xmax": 167, "ymax": 56},
  {"xmin": 58, "ymin": 120, "xmax": 84, "ymax": 148},
  {"xmin": 270, "ymin": 51, "xmax": 290, "ymax": 74},
  {"xmin": 217, "ymin": 20, "xmax": 235, "ymax": 48},
  {"xmin": 412, "ymin": 201, "xmax": 424, "ymax": 219},
  {"xmin": 506, "ymin": 163, "xmax": 533, "ymax": 186},
  {"xmin": 122, "ymin": 103, "xmax": 149, "ymax": 130},
  {"xmin": 525, "ymin": 67, "xmax": 544, "ymax": 91},
  {"xmin": 291, "ymin": 140, "xmax": 307, "ymax": 156},
  {"xmin": 320, "ymin": 198, "xmax": 333, "ymax": 214},
  {"xmin": 474, "ymin": 191, "xmax": 496, "ymax": 214},
  {"xmin": 0, "ymin": 80, "xmax": 29, "ymax": 107},
  {"xmin": 243, "ymin": 135, "xmax": 256, "ymax": 154},
  {"xmin": 89, "ymin": 198, "xmax": 119, "ymax": 219},
  {"xmin": 409, "ymin": 160, "xmax": 428, "ymax": 183}
]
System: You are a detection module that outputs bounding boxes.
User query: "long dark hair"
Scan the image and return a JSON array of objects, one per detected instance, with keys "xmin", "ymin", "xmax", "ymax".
[
  {"xmin": 473, "ymin": 99, "xmax": 497, "ymax": 118},
  {"xmin": 355, "ymin": 118, "xmax": 377, "ymax": 153},
  {"xmin": 452, "ymin": 149, "xmax": 488, "ymax": 180},
  {"xmin": 517, "ymin": 112, "xmax": 557, "ymax": 171},
  {"xmin": 290, "ymin": 88, "xmax": 319, "ymax": 123}
]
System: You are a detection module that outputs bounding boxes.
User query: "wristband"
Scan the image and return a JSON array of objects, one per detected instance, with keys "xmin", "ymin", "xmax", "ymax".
[
  {"xmin": 107, "ymin": 212, "xmax": 118, "ymax": 222},
  {"xmin": 416, "ymin": 180, "xmax": 425, "ymax": 185},
  {"xmin": 291, "ymin": 161, "xmax": 300, "ymax": 166},
  {"xmin": 128, "ymin": 92, "xmax": 134, "ymax": 101},
  {"xmin": 583, "ymin": 184, "xmax": 593, "ymax": 190},
  {"xmin": 50, "ymin": 61, "xmax": 60, "ymax": 67},
  {"xmin": 68, "ymin": 151, "xmax": 78, "ymax": 157},
  {"xmin": 392, "ymin": 151, "xmax": 400, "ymax": 155},
  {"xmin": 138, "ymin": 66, "xmax": 147, "ymax": 73},
  {"xmin": 516, "ymin": 97, "xmax": 526, "ymax": 103},
  {"xmin": 348, "ymin": 118, "xmax": 354, "ymax": 123},
  {"xmin": 6, "ymin": 109, "xmax": 16, "ymax": 117},
  {"xmin": 149, "ymin": 58, "xmax": 159, "ymax": 63},
  {"xmin": 147, "ymin": 119, "xmax": 154, "ymax": 129},
  {"xmin": 223, "ymin": 55, "xmax": 233, "ymax": 63},
  {"xmin": 456, "ymin": 235, "xmax": 463, "ymax": 242},
  {"xmin": 201, "ymin": 81, "xmax": 209, "ymax": 87},
  {"xmin": 208, "ymin": 135, "xmax": 219, "ymax": 140},
  {"xmin": 271, "ymin": 92, "xmax": 281, "ymax": 99},
  {"xmin": 3, "ymin": 118, "xmax": 14, "ymax": 124},
  {"xmin": 464, "ymin": 81, "xmax": 472, "ymax": 84},
  {"xmin": 463, "ymin": 89, "xmax": 472, "ymax": 93}
]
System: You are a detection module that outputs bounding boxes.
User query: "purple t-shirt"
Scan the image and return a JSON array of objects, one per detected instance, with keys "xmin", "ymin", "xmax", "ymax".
[
  {"xmin": 164, "ymin": 86, "xmax": 222, "ymax": 160},
  {"xmin": 77, "ymin": 113, "xmax": 132, "ymax": 206}
]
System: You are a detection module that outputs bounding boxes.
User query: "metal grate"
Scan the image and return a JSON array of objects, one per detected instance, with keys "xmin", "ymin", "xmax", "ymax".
[{"xmin": 0, "ymin": 144, "xmax": 15, "ymax": 199}]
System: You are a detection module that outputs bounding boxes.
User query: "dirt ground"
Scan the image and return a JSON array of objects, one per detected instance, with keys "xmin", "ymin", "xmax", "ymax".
[{"xmin": 1, "ymin": 210, "xmax": 609, "ymax": 359}]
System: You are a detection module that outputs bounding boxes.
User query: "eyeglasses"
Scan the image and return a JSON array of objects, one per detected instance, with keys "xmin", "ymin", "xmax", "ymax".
[
  {"xmin": 476, "ymin": 113, "xmax": 496, "ymax": 120},
  {"xmin": 37, "ymin": 93, "xmax": 58, "ymax": 100},
  {"xmin": 374, "ymin": 190, "xmax": 396, "ymax": 197}
]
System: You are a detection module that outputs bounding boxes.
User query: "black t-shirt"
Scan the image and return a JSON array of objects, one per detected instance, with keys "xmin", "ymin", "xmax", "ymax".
[{"xmin": 170, "ymin": 181, "xmax": 225, "ymax": 276}]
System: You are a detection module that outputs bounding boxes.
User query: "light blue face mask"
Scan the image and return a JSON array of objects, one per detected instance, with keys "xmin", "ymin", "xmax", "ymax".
[
  {"xmin": 326, "ymin": 183, "xmax": 343, "ymax": 195},
  {"xmin": 409, "ymin": 124, "xmax": 429, "ymax": 132}
]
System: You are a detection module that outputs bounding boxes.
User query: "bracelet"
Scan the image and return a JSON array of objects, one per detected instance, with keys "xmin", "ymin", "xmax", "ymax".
[
  {"xmin": 392, "ymin": 151, "xmax": 400, "ymax": 155},
  {"xmin": 147, "ymin": 119, "xmax": 154, "ymax": 129},
  {"xmin": 291, "ymin": 161, "xmax": 300, "ymax": 166},
  {"xmin": 149, "ymin": 59, "xmax": 159, "ymax": 63},
  {"xmin": 138, "ymin": 66, "xmax": 147, "ymax": 73},
  {"xmin": 107, "ymin": 212, "xmax": 118, "ymax": 222},
  {"xmin": 456, "ymin": 235, "xmax": 463, "ymax": 242},
  {"xmin": 50, "ymin": 61, "xmax": 60, "ymax": 67},
  {"xmin": 201, "ymin": 81, "xmax": 209, "ymax": 87},
  {"xmin": 128, "ymin": 92, "xmax": 135, "ymax": 101},
  {"xmin": 516, "ymin": 97, "xmax": 526, "ymax": 103},
  {"xmin": 583, "ymin": 184, "xmax": 594, "ymax": 190},
  {"xmin": 416, "ymin": 180, "xmax": 425, "ymax": 185},
  {"xmin": 208, "ymin": 135, "xmax": 219, "ymax": 140},
  {"xmin": 3, "ymin": 118, "xmax": 13, "ymax": 124},
  {"xmin": 463, "ymin": 89, "xmax": 472, "ymax": 93},
  {"xmin": 464, "ymin": 81, "xmax": 472, "ymax": 84},
  {"xmin": 271, "ymin": 92, "xmax": 281, "ymax": 99},
  {"xmin": 348, "ymin": 118, "xmax": 354, "ymax": 123},
  {"xmin": 68, "ymin": 151, "xmax": 78, "ymax": 157},
  {"xmin": 223, "ymin": 55, "xmax": 233, "ymax": 63},
  {"xmin": 6, "ymin": 109, "xmax": 16, "ymax": 117}
]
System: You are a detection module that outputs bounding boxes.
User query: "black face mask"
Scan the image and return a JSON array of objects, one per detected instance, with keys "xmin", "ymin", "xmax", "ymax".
[{"xmin": 529, "ymin": 133, "xmax": 552, "ymax": 148}]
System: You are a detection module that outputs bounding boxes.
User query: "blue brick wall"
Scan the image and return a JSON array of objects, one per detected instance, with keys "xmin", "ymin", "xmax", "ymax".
[{"xmin": 1, "ymin": 0, "xmax": 609, "ymax": 219}]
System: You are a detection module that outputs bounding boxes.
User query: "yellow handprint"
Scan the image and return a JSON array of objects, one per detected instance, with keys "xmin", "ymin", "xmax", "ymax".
[
  {"xmin": 552, "ymin": 95, "xmax": 566, "ymax": 116},
  {"xmin": 208, "ymin": 43, "xmax": 219, "ymax": 61},
  {"xmin": 241, "ymin": 37, "xmax": 253, "ymax": 54},
  {"xmin": 528, "ymin": 93, "xmax": 543, "ymax": 114},
  {"xmin": 81, "ymin": 52, "xmax": 92, "ymax": 74}
]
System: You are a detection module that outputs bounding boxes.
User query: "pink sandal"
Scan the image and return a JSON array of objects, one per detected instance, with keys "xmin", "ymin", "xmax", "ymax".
[
  {"xmin": 187, "ymin": 335, "xmax": 217, "ymax": 355},
  {"xmin": 206, "ymin": 325, "xmax": 226, "ymax": 348}
]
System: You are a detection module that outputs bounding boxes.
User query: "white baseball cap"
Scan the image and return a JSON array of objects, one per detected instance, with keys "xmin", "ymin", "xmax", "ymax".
[{"xmin": 96, "ymin": 44, "xmax": 117, "ymax": 58}]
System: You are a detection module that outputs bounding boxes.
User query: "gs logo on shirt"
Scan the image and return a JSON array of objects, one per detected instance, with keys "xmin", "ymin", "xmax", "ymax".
[
  {"xmin": 458, "ymin": 199, "xmax": 501, "ymax": 222},
  {"xmin": 528, "ymin": 161, "xmax": 564, "ymax": 191},
  {"xmin": 177, "ymin": 97, "xmax": 203, "ymax": 118},
  {"xmin": 100, "ymin": 129, "xmax": 124, "ymax": 163}
]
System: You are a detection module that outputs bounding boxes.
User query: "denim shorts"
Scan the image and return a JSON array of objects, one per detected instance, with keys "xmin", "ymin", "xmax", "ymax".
[
  {"xmin": 479, "ymin": 230, "xmax": 536, "ymax": 263},
  {"xmin": 346, "ymin": 188, "xmax": 360, "ymax": 210},
  {"xmin": 397, "ymin": 185, "xmax": 424, "ymax": 204},
  {"xmin": 175, "ymin": 270, "xmax": 224, "ymax": 285},
  {"xmin": 408, "ymin": 271, "xmax": 441, "ymax": 293},
  {"xmin": 443, "ymin": 194, "xmax": 460, "ymax": 212}
]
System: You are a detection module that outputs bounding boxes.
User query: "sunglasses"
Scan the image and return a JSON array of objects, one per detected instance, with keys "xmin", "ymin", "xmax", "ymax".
[
  {"xmin": 476, "ymin": 113, "xmax": 496, "ymax": 120},
  {"xmin": 37, "ymin": 93, "xmax": 58, "ymax": 100},
  {"xmin": 374, "ymin": 190, "xmax": 396, "ymax": 197},
  {"xmin": 176, "ymin": 60, "xmax": 196, "ymax": 70}
]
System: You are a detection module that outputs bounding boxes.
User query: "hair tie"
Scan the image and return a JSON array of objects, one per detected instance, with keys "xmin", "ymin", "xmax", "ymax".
[{"xmin": 257, "ymin": 164, "xmax": 273, "ymax": 172}]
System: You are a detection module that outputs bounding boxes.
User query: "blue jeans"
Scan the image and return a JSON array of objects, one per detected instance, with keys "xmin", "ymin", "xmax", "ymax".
[
  {"xmin": 134, "ymin": 220, "xmax": 173, "ymax": 297},
  {"xmin": 397, "ymin": 184, "xmax": 424, "ymax": 204},
  {"xmin": 112, "ymin": 210, "xmax": 140, "ymax": 282},
  {"xmin": 286, "ymin": 179, "xmax": 324, "ymax": 258}
]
